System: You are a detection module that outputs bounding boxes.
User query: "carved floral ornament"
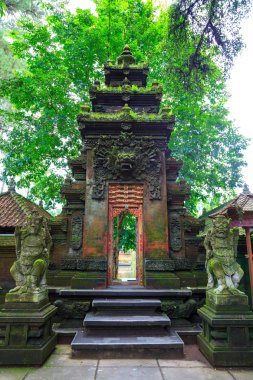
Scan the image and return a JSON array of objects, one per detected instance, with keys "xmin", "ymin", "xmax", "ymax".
[{"xmin": 92, "ymin": 132, "xmax": 161, "ymax": 200}]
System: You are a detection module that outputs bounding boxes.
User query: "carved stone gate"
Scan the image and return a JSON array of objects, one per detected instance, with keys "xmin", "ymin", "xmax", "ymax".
[{"xmin": 59, "ymin": 46, "xmax": 203, "ymax": 289}]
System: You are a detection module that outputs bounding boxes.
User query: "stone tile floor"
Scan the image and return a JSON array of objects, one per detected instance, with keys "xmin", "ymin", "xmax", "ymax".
[{"xmin": 0, "ymin": 345, "xmax": 253, "ymax": 380}]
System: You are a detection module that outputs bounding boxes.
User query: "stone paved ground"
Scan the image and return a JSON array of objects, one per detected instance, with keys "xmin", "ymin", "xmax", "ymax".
[{"xmin": 0, "ymin": 345, "xmax": 253, "ymax": 380}]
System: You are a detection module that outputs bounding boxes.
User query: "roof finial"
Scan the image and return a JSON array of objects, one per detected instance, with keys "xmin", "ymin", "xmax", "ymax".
[
  {"xmin": 117, "ymin": 45, "xmax": 136, "ymax": 65},
  {"xmin": 8, "ymin": 177, "xmax": 16, "ymax": 192},
  {"xmin": 242, "ymin": 183, "xmax": 251, "ymax": 194}
]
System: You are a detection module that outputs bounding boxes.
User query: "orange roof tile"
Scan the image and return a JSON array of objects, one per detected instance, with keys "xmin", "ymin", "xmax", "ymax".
[{"xmin": 0, "ymin": 191, "xmax": 51, "ymax": 227}]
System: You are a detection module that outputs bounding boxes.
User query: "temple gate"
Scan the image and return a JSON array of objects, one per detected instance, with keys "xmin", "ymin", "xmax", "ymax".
[{"xmin": 60, "ymin": 46, "xmax": 202, "ymax": 289}]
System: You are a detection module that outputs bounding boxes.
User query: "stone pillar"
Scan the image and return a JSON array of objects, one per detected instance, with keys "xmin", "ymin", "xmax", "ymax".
[
  {"xmin": 80, "ymin": 149, "xmax": 108, "ymax": 288},
  {"xmin": 144, "ymin": 152, "xmax": 179, "ymax": 288},
  {"xmin": 143, "ymin": 152, "xmax": 169, "ymax": 258}
]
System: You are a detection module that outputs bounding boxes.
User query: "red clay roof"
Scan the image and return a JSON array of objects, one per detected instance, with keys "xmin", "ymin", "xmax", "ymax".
[{"xmin": 0, "ymin": 191, "xmax": 51, "ymax": 227}]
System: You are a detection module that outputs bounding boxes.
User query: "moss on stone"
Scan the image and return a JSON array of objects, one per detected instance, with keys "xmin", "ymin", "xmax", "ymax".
[
  {"xmin": 104, "ymin": 63, "xmax": 149, "ymax": 69},
  {"xmin": 78, "ymin": 108, "xmax": 174, "ymax": 123},
  {"xmin": 90, "ymin": 84, "xmax": 163, "ymax": 94}
]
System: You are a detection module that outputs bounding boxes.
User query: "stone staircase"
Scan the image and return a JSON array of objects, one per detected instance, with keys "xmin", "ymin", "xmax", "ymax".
[{"xmin": 71, "ymin": 298, "xmax": 184, "ymax": 358}]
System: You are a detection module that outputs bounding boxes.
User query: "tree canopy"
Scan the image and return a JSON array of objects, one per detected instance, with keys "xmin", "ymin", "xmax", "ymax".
[{"xmin": 0, "ymin": 0, "xmax": 251, "ymax": 213}]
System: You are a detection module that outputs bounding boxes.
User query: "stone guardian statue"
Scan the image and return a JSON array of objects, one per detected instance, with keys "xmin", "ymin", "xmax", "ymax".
[
  {"xmin": 9, "ymin": 210, "xmax": 52, "ymax": 295},
  {"xmin": 204, "ymin": 215, "xmax": 244, "ymax": 294}
]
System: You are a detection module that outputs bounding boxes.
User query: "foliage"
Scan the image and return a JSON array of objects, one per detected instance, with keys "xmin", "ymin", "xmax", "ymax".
[
  {"xmin": 113, "ymin": 211, "xmax": 136, "ymax": 251},
  {"xmin": 169, "ymin": 0, "xmax": 252, "ymax": 75},
  {"xmin": 0, "ymin": 0, "xmax": 250, "ymax": 213}
]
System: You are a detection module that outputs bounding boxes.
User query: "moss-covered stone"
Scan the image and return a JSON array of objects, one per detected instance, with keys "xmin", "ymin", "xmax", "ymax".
[
  {"xmin": 78, "ymin": 107, "xmax": 174, "ymax": 123},
  {"xmin": 145, "ymin": 272, "xmax": 180, "ymax": 289},
  {"xmin": 90, "ymin": 84, "xmax": 163, "ymax": 94},
  {"xmin": 71, "ymin": 272, "xmax": 107, "ymax": 289},
  {"xmin": 197, "ymin": 290, "xmax": 253, "ymax": 366},
  {"xmin": 176, "ymin": 272, "xmax": 197, "ymax": 287},
  {"xmin": 0, "ymin": 302, "xmax": 57, "ymax": 365}
]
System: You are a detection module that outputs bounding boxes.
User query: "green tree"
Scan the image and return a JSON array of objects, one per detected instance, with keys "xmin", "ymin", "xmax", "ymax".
[{"xmin": 0, "ymin": 0, "xmax": 250, "ymax": 212}]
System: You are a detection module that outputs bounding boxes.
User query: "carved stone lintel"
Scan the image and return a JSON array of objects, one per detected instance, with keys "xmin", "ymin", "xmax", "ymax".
[
  {"xmin": 173, "ymin": 258, "xmax": 193, "ymax": 271},
  {"xmin": 60, "ymin": 257, "xmax": 107, "ymax": 271},
  {"xmin": 92, "ymin": 132, "xmax": 161, "ymax": 200},
  {"xmin": 145, "ymin": 259, "xmax": 175, "ymax": 272}
]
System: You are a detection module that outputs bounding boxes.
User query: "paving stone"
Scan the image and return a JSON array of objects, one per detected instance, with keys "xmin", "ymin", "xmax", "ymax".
[
  {"xmin": 229, "ymin": 370, "xmax": 253, "ymax": 380},
  {"xmin": 0, "ymin": 368, "xmax": 30, "ymax": 380},
  {"xmin": 25, "ymin": 366, "xmax": 96, "ymax": 380},
  {"xmin": 99, "ymin": 359, "xmax": 157, "ymax": 367},
  {"xmin": 161, "ymin": 367, "xmax": 234, "ymax": 380},
  {"xmin": 44, "ymin": 353, "xmax": 97, "ymax": 367},
  {"xmin": 96, "ymin": 366, "xmax": 163, "ymax": 380},
  {"xmin": 158, "ymin": 359, "xmax": 208, "ymax": 367}
]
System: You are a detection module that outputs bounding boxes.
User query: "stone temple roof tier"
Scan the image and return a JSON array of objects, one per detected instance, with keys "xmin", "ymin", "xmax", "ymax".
[
  {"xmin": 104, "ymin": 46, "xmax": 149, "ymax": 87},
  {"xmin": 89, "ymin": 81, "xmax": 163, "ymax": 114}
]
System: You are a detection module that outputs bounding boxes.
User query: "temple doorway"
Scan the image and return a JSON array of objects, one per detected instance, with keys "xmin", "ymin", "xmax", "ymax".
[
  {"xmin": 108, "ymin": 184, "xmax": 143, "ymax": 286},
  {"xmin": 113, "ymin": 211, "xmax": 137, "ymax": 283}
]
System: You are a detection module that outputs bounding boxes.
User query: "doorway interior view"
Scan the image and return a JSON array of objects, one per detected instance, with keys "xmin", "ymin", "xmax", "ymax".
[
  {"xmin": 108, "ymin": 183, "xmax": 144, "ymax": 286},
  {"xmin": 113, "ymin": 211, "xmax": 137, "ymax": 283}
]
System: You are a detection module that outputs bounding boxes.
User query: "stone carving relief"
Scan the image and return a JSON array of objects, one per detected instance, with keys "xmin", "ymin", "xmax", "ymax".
[
  {"xmin": 92, "ymin": 132, "xmax": 161, "ymax": 200},
  {"xmin": 70, "ymin": 215, "xmax": 83, "ymax": 254},
  {"xmin": 54, "ymin": 299, "xmax": 90, "ymax": 319},
  {"xmin": 169, "ymin": 214, "xmax": 182, "ymax": 251}
]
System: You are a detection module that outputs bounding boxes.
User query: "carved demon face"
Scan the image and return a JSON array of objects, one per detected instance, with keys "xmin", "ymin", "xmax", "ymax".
[
  {"xmin": 213, "ymin": 215, "xmax": 231, "ymax": 238},
  {"xmin": 115, "ymin": 151, "xmax": 136, "ymax": 174}
]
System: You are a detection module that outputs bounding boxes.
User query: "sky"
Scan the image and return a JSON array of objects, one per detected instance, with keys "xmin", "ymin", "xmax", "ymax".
[
  {"xmin": 66, "ymin": 0, "xmax": 253, "ymax": 193},
  {"xmin": 226, "ymin": 13, "xmax": 253, "ymax": 192}
]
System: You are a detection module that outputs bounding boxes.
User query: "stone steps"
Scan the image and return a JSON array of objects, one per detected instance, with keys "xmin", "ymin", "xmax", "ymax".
[
  {"xmin": 72, "ymin": 329, "xmax": 183, "ymax": 348},
  {"xmin": 85, "ymin": 311, "xmax": 171, "ymax": 327},
  {"xmin": 71, "ymin": 298, "xmax": 184, "ymax": 358},
  {"xmin": 92, "ymin": 298, "xmax": 161, "ymax": 309}
]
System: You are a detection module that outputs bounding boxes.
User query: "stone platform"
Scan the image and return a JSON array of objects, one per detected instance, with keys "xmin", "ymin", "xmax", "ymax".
[
  {"xmin": 53, "ymin": 286, "xmax": 193, "ymax": 298},
  {"xmin": 71, "ymin": 298, "xmax": 184, "ymax": 358},
  {"xmin": 0, "ymin": 298, "xmax": 57, "ymax": 365},
  {"xmin": 197, "ymin": 290, "xmax": 253, "ymax": 367}
]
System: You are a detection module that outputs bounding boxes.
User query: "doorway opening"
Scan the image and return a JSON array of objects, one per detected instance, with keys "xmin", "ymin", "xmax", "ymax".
[
  {"xmin": 112, "ymin": 211, "xmax": 137, "ymax": 282},
  {"xmin": 108, "ymin": 183, "xmax": 144, "ymax": 286}
]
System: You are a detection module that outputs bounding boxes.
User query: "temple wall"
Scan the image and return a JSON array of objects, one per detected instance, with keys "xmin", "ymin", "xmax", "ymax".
[{"xmin": 0, "ymin": 247, "xmax": 15, "ymax": 288}]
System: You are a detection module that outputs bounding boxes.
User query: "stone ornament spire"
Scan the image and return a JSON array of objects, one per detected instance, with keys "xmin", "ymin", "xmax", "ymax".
[
  {"xmin": 242, "ymin": 183, "xmax": 251, "ymax": 194},
  {"xmin": 117, "ymin": 45, "xmax": 136, "ymax": 65},
  {"xmin": 8, "ymin": 177, "xmax": 16, "ymax": 192}
]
